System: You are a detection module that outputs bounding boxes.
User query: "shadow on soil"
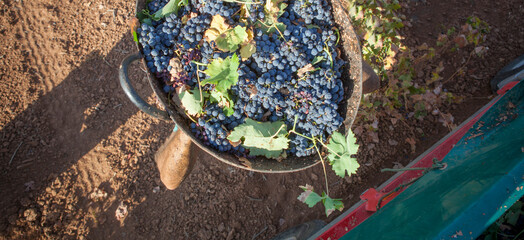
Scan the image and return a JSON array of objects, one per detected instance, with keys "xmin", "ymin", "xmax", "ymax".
[{"xmin": 0, "ymin": 37, "xmax": 169, "ymax": 234}]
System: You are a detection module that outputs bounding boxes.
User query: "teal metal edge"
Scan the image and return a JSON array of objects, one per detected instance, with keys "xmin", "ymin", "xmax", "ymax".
[
  {"xmin": 436, "ymin": 80, "xmax": 524, "ymax": 239},
  {"xmin": 309, "ymin": 92, "xmax": 506, "ymax": 240},
  {"xmin": 437, "ymin": 162, "xmax": 524, "ymax": 239},
  {"xmin": 341, "ymin": 81, "xmax": 524, "ymax": 240}
]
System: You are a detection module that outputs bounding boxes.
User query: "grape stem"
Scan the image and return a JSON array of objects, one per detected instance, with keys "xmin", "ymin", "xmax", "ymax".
[
  {"xmin": 227, "ymin": 0, "xmax": 262, "ymax": 4},
  {"xmin": 317, "ymin": 139, "xmax": 343, "ymax": 158},
  {"xmin": 287, "ymin": 115, "xmax": 332, "ymax": 195},
  {"xmin": 186, "ymin": 112, "xmax": 198, "ymax": 123},
  {"xmin": 289, "ymin": 116, "xmax": 335, "ymax": 153},
  {"xmin": 332, "ymin": 27, "xmax": 340, "ymax": 46},
  {"xmin": 191, "ymin": 60, "xmax": 207, "ymax": 66},
  {"xmin": 269, "ymin": 123, "xmax": 286, "ymax": 139},
  {"xmin": 257, "ymin": 21, "xmax": 287, "ymax": 42},
  {"xmin": 289, "ymin": 128, "xmax": 343, "ymax": 159},
  {"xmin": 313, "ymin": 140, "xmax": 329, "ymax": 196},
  {"xmin": 323, "ymin": 43, "xmax": 333, "ymax": 69},
  {"xmin": 273, "ymin": 23, "xmax": 287, "ymax": 42},
  {"xmin": 194, "ymin": 65, "xmax": 204, "ymax": 104}
]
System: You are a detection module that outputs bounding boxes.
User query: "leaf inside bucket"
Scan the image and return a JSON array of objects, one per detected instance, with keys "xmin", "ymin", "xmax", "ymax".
[
  {"xmin": 201, "ymin": 54, "xmax": 240, "ymax": 93},
  {"xmin": 227, "ymin": 118, "xmax": 289, "ymax": 158}
]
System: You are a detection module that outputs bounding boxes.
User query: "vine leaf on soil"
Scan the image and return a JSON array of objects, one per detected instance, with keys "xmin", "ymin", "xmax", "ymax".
[
  {"xmin": 298, "ymin": 184, "xmax": 344, "ymax": 216},
  {"xmin": 201, "ymin": 54, "xmax": 240, "ymax": 92},
  {"xmin": 227, "ymin": 118, "xmax": 289, "ymax": 158},
  {"xmin": 179, "ymin": 87, "xmax": 208, "ymax": 115},
  {"xmin": 327, "ymin": 131, "xmax": 360, "ymax": 178}
]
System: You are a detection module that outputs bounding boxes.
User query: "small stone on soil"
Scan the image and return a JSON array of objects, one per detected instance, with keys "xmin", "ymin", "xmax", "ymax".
[{"xmin": 24, "ymin": 208, "xmax": 38, "ymax": 222}]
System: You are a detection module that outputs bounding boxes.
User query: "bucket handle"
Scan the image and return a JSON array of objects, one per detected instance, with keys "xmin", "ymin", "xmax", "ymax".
[{"xmin": 119, "ymin": 53, "xmax": 171, "ymax": 120}]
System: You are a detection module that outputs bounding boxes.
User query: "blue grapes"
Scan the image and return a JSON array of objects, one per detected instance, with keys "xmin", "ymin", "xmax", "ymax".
[
  {"xmin": 288, "ymin": 0, "xmax": 334, "ymax": 26},
  {"xmin": 148, "ymin": 0, "xmax": 169, "ymax": 13},
  {"xmin": 139, "ymin": 0, "xmax": 346, "ymax": 158},
  {"xmin": 198, "ymin": 0, "xmax": 238, "ymax": 19},
  {"xmin": 179, "ymin": 14, "xmax": 210, "ymax": 48}
]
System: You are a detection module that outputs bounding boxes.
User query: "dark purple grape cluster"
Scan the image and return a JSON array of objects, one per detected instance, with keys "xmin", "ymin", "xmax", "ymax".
[{"xmin": 139, "ymin": 0, "xmax": 346, "ymax": 158}]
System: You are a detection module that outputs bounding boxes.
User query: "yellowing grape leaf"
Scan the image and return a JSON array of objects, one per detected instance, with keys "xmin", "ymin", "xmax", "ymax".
[
  {"xmin": 201, "ymin": 54, "xmax": 240, "ymax": 92},
  {"xmin": 298, "ymin": 185, "xmax": 344, "ymax": 216},
  {"xmin": 203, "ymin": 15, "xmax": 230, "ymax": 42},
  {"xmin": 298, "ymin": 184, "xmax": 322, "ymax": 207},
  {"xmin": 322, "ymin": 192, "xmax": 344, "ymax": 216},
  {"xmin": 297, "ymin": 64, "xmax": 315, "ymax": 77},
  {"xmin": 245, "ymin": 28, "xmax": 255, "ymax": 44},
  {"xmin": 129, "ymin": 17, "xmax": 140, "ymax": 42},
  {"xmin": 255, "ymin": 0, "xmax": 287, "ymax": 34},
  {"xmin": 240, "ymin": 41, "xmax": 256, "ymax": 60}
]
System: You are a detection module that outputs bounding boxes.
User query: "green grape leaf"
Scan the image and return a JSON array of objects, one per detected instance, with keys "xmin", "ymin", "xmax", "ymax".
[
  {"xmin": 152, "ymin": 0, "xmax": 188, "ymax": 20},
  {"xmin": 245, "ymin": 147, "xmax": 282, "ymax": 158},
  {"xmin": 330, "ymin": 152, "xmax": 359, "ymax": 178},
  {"xmin": 256, "ymin": 19, "xmax": 286, "ymax": 34},
  {"xmin": 327, "ymin": 131, "xmax": 360, "ymax": 178},
  {"xmin": 223, "ymin": 106, "xmax": 234, "ymax": 116},
  {"xmin": 311, "ymin": 56, "xmax": 325, "ymax": 65},
  {"xmin": 137, "ymin": 9, "xmax": 155, "ymax": 25},
  {"xmin": 215, "ymin": 26, "xmax": 248, "ymax": 52},
  {"xmin": 298, "ymin": 185, "xmax": 323, "ymax": 208},
  {"xmin": 227, "ymin": 118, "xmax": 289, "ymax": 157},
  {"xmin": 201, "ymin": 54, "xmax": 240, "ymax": 92},
  {"xmin": 298, "ymin": 185, "xmax": 344, "ymax": 216},
  {"xmin": 346, "ymin": 130, "xmax": 360, "ymax": 156},
  {"xmin": 179, "ymin": 88, "xmax": 207, "ymax": 115},
  {"xmin": 209, "ymin": 90, "xmax": 235, "ymax": 116}
]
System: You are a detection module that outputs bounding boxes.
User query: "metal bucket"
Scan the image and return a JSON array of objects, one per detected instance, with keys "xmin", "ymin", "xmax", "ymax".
[{"xmin": 119, "ymin": 0, "xmax": 363, "ymax": 173}]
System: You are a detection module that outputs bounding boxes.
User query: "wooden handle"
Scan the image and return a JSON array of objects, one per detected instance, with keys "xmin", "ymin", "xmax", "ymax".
[{"xmin": 155, "ymin": 129, "xmax": 195, "ymax": 190}]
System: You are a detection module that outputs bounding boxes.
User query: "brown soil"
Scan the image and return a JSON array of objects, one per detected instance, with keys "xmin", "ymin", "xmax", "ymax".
[{"xmin": 0, "ymin": 0, "xmax": 522, "ymax": 239}]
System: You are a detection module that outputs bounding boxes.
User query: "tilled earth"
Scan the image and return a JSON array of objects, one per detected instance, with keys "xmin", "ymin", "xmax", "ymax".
[{"xmin": 0, "ymin": 0, "xmax": 523, "ymax": 239}]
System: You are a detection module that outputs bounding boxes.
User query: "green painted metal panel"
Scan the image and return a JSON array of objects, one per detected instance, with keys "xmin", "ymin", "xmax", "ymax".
[{"xmin": 342, "ymin": 81, "xmax": 524, "ymax": 240}]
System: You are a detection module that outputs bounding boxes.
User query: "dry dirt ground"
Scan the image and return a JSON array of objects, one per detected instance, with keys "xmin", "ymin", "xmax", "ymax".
[{"xmin": 0, "ymin": 0, "xmax": 523, "ymax": 239}]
